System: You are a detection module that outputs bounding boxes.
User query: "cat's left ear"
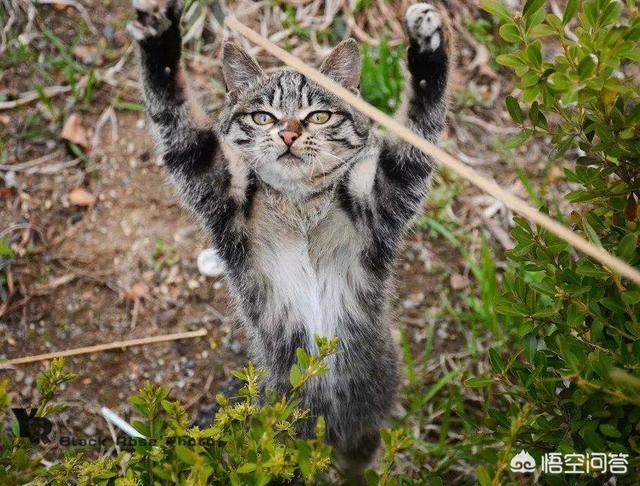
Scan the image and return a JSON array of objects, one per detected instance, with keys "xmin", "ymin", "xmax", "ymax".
[
  {"xmin": 222, "ymin": 42, "xmax": 264, "ymax": 93},
  {"xmin": 320, "ymin": 38, "xmax": 361, "ymax": 93}
]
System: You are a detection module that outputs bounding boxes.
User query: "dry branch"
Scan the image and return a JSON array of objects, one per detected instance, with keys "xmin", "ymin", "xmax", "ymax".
[{"xmin": 2, "ymin": 329, "xmax": 208, "ymax": 366}]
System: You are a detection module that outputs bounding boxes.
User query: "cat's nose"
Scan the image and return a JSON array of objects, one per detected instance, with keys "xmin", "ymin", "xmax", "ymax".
[
  {"xmin": 278, "ymin": 120, "xmax": 302, "ymax": 147},
  {"xmin": 279, "ymin": 131, "xmax": 300, "ymax": 146}
]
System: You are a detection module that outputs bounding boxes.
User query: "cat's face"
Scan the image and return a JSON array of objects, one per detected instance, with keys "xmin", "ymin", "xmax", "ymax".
[{"xmin": 218, "ymin": 40, "xmax": 370, "ymax": 198}]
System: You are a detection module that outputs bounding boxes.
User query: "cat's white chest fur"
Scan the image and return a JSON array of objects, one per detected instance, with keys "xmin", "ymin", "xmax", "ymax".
[{"xmin": 250, "ymin": 190, "xmax": 366, "ymax": 344}]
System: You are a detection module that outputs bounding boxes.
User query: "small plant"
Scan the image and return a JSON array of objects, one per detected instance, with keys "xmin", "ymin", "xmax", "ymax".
[
  {"xmin": 148, "ymin": 238, "xmax": 179, "ymax": 272},
  {"xmin": 360, "ymin": 37, "xmax": 405, "ymax": 114}
]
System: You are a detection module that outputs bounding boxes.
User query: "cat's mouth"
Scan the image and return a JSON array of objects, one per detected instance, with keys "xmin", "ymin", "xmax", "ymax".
[{"xmin": 277, "ymin": 150, "xmax": 303, "ymax": 162}]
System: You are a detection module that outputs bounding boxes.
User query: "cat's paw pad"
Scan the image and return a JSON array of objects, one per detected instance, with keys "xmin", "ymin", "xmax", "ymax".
[
  {"xmin": 404, "ymin": 3, "xmax": 443, "ymax": 53},
  {"xmin": 127, "ymin": 0, "xmax": 183, "ymax": 42}
]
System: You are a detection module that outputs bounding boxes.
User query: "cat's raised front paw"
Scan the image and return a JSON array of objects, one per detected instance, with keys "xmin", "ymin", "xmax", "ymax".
[
  {"xmin": 404, "ymin": 3, "xmax": 444, "ymax": 54},
  {"xmin": 127, "ymin": 0, "xmax": 183, "ymax": 42}
]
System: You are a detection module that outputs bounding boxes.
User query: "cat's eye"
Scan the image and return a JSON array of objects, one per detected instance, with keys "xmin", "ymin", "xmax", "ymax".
[
  {"xmin": 251, "ymin": 112, "xmax": 276, "ymax": 125},
  {"xmin": 306, "ymin": 111, "xmax": 331, "ymax": 124}
]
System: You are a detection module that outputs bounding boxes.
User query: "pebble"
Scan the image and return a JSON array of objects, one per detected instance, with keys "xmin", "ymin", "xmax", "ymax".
[
  {"xmin": 229, "ymin": 340, "xmax": 242, "ymax": 355},
  {"xmin": 197, "ymin": 248, "xmax": 226, "ymax": 278},
  {"xmin": 14, "ymin": 369, "xmax": 25, "ymax": 383}
]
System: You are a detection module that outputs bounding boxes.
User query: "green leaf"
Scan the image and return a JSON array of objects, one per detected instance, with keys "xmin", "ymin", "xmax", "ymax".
[
  {"xmin": 599, "ymin": 423, "xmax": 622, "ymax": 438},
  {"xmin": 578, "ymin": 54, "xmax": 597, "ymax": 78},
  {"xmin": 524, "ymin": 334, "xmax": 537, "ymax": 363},
  {"xmin": 365, "ymin": 469, "xmax": 379, "ymax": 486},
  {"xmin": 530, "ymin": 23, "xmax": 556, "ymax": 38},
  {"xmin": 526, "ymin": 42, "xmax": 543, "ymax": 67},
  {"xmin": 566, "ymin": 304, "xmax": 584, "ymax": 328},
  {"xmin": 582, "ymin": 218, "xmax": 603, "ymax": 247},
  {"xmin": 237, "ymin": 463, "xmax": 257, "ymax": 474},
  {"xmin": 562, "ymin": 0, "xmax": 579, "ymax": 24},
  {"xmin": 499, "ymin": 23, "xmax": 521, "ymax": 43},
  {"xmin": 617, "ymin": 234, "xmax": 637, "ymax": 262},
  {"xmin": 289, "ymin": 364, "xmax": 302, "ymax": 387},
  {"xmin": 480, "ymin": 0, "xmax": 512, "ymax": 21},
  {"xmin": 296, "ymin": 347, "xmax": 309, "ymax": 369},
  {"xmin": 496, "ymin": 53, "xmax": 527, "ymax": 69},
  {"xmin": 576, "ymin": 260, "xmax": 609, "ymax": 278},
  {"xmin": 476, "ymin": 465, "xmax": 491, "ymax": 486},
  {"xmin": 505, "ymin": 96, "xmax": 523, "ymax": 124},
  {"xmin": 0, "ymin": 239, "xmax": 14, "ymax": 258},
  {"xmin": 621, "ymin": 290, "xmax": 640, "ymax": 305},
  {"xmin": 523, "ymin": 0, "xmax": 545, "ymax": 17},
  {"xmin": 174, "ymin": 445, "xmax": 196, "ymax": 465},
  {"xmin": 547, "ymin": 72, "xmax": 571, "ymax": 90},
  {"xmin": 600, "ymin": 0, "xmax": 623, "ymax": 26},
  {"xmin": 504, "ymin": 130, "xmax": 532, "ymax": 149},
  {"xmin": 464, "ymin": 376, "xmax": 495, "ymax": 388},
  {"xmin": 488, "ymin": 348, "xmax": 504, "ymax": 373}
]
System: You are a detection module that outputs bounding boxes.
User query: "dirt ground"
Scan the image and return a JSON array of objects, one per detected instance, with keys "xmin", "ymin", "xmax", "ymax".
[{"xmin": 0, "ymin": 0, "xmax": 490, "ymax": 445}]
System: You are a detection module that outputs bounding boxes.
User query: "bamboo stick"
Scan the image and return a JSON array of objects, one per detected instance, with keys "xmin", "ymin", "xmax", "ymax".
[{"xmin": 225, "ymin": 16, "xmax": 640, "ymax": 286}]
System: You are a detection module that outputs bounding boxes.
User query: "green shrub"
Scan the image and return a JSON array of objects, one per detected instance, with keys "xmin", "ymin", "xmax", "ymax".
[
  {"xmin": 1, "ymin": 341, "xmax": 337, "ymax": 485},
  {"xmin": 1, "ymin": 338, "xmax": 416, "ymax": 485},
  {"xmin": 473, "ymin": 0, "xmax": 640, "ymax": 483}
]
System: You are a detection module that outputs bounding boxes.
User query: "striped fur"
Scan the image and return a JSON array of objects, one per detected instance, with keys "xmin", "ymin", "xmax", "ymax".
[{"xmin": 130, "ymin": 0, "xmax": 452, "ymax": 473}]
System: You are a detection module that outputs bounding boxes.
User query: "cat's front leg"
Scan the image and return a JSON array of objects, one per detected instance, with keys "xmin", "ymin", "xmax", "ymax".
[
  {"xmin": 128, "ymin": 0, "xmax": 218, "ymax": 174},
  {"xmin": 129, "ymin": 0, "xmax": 186, "ymax": 110},
  {"xmin": 376, "ymin": 3, "xmax": 451, "ymax": 214},
  {"xmin": 404, "ymin": 2, "xmax": 452, "ymax": 107},
  {"xmin": 129, "ymin": 1, "xmax": 250, "ymax": 269},
  {"xmin": 342, "ymin": 4, "xmax": 452, "ymax": 274}
]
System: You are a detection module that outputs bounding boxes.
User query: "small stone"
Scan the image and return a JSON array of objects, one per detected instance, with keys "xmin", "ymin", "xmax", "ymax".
[
  {"xmin": 197, "ymin": 248, "xmax": 226, "ymax": 278},
  {"xmin": 229, "ymin": 340, "xmax": 242, "ymax": 355},
  {"xmin": 69, "ymin": 188, "xmax": 96, "ymax": 207}
]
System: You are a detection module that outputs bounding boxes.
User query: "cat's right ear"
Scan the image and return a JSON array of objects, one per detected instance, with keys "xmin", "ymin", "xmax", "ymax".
[
  {"xmin": 222, "ymin": 42, "xmax": 264, "ymax": 93},
  {"xmin": 320, "ymin": 38, "xmax": 361, "ymax": 93}
]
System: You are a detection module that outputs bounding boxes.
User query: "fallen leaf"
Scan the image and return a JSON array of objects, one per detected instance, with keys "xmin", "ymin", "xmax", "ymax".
[
  {"xmin": 61, "ymin": 113, "xmax": 89, "ymax": 148},
  {"xmin": 450, "ymin": 274, "xmax": 469, "ymax": 290},
  {"xmin": 125, "ymin": 283, "xmax": 146, "ymax": 300},
  {"xmin": 0, "ymin": 187, "xmax": 16, "ymax": 199},
  {"xmin": 72, "ymin": 45, "xmax": 103, "ymax": 65},
  {"xmin": 69, "ymin": 188, "xmax": 96, "ymax": 206}
]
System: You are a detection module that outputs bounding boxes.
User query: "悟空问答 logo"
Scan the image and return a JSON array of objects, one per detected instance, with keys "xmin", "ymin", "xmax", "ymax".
[{"xmin": 510, "ymin": 450, "xmax": 536, "ymax": 473}]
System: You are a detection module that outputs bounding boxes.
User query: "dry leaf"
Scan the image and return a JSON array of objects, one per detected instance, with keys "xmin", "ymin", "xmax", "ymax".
[
  {"xmin": 450, "ymin": 274, "xmax": 469, "ymax": 290},
  {"xmin": 126, "ymin": 283, "xmax": 147, "ymax": 300},
  {"xmin": 61, "ymin": 113, "xmax": 89, "ymax": 148},
  {"xmin": 0, "ymin": 187, "xmax": 16, "ymax": 199},
  {"xmin": 69, "ymin": 188, "xmax": 96, "ymax": 206},
  {"xmin": 72, "ymin": 45, "xmax": 103, "ymax": 65}
]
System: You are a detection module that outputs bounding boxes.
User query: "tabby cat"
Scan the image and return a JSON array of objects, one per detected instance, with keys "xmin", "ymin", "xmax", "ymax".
[{"xmin": 129, "ymin": 0, "xmax": 452, "ymax": 473}]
